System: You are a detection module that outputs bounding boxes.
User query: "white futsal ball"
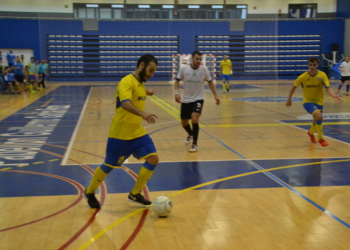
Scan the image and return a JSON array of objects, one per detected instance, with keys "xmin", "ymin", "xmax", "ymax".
[{"xmin": 152, "ymin": 196, "xmax": 173, "ymax": 217}]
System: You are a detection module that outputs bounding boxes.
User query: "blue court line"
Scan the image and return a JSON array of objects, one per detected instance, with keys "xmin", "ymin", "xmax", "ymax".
[{"xmin": 216, "ymin": 139, "xmax": 350, "ymax": 229}]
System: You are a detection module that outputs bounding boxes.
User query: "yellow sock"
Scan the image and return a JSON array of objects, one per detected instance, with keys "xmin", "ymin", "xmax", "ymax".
[
  {"xmin": 309, "ymin": 124, "xmax": 316, "ymax": 134},
  {"xmin": 86, "ymin": 167, "xmax": 108, "ymax": 194},
  {"xmin": 315, "ymin": 124, "xmax": 323, "ymax": 140},
  {"xmin": 131, "ymin": 166, "xmax": 153, "ymax": 195},
  {"xmin": 222, "ymin": 82, "xmax": 226, "ymax": 92},
  {"xmin": 27, "ymin": 84, "xmax": 33, "ymax": 92},
  {"xmin": 226, "ymin": 83, "xmax": 230, "ymax": 89}
]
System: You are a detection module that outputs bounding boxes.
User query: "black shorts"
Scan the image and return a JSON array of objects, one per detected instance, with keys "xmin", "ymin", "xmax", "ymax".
[
  {"xmin": 15, "ymin": 74, "xmax": 24, "ymax": 83},
  {"xmin": 341, "ymin": 76, "xmax": 350, "ymax": 83},
  {"xmin": 180, "ymin": 100, "xmax": 204, "ymax": 119}
]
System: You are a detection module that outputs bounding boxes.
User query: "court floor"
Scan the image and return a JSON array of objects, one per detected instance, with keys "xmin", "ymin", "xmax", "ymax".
[{"xmin": 0, "ymin": 80, "xmax": 350, "ymax": 250}]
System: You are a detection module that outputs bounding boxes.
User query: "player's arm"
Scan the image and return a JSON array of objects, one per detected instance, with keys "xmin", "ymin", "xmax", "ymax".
[
  {"xmin": 204, "ymin": 67, "xmax": 219, "ymax": 105},
  {"xmin": 174, "ymin": 68, "xmax": 183, "ymax": 103},
  {"xmin": 325, "ymin": 87, "xmax": 342, "ymax": 103},
  {"xmin": 207, "ymin": 81, "xmax": 220, "ymax": 105},
  {"xmin": 286, "ymin": 86, "xmax": 297, "ymax": 107},
  {"xmin": 322, "ymin": 74, "xmax": 342, "ymax": 103},
  {"xmin": 121, "ymin": 100, "xmax": 158, "ymax": 124}
]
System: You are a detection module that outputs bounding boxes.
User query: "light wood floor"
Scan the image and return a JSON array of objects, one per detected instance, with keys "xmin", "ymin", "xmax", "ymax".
[{"xmin": 0, "ymin": 80, "xmax": 350, "ymax": 250}]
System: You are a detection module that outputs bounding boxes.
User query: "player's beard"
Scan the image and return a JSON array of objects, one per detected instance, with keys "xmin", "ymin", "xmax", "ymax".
[{"xmin": 139, "ymin": 67, "xmax": 148, "ymax": 82}]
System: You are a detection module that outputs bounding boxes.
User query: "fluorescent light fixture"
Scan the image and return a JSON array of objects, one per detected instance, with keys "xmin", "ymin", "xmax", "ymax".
[
  {"xmin": 212, "ymin": 5, "xmax": 223, "ymax": 9},
  {"xmin": 86, "ymin": 4, "xmax": 98, "ymax": 8},
  {"xmin": 236, "ymin": 5, "xmax": 247, "ymax": 9},
  {"xmin": 138, "ymin": 5, "xmax": 150, "ymax": 8},
  {"xmin": 188, "ymin": 5, "xmax": 200, "ymax": 9},
  {"xmin": 162, "ymin": 5, "xmax": 174, "ymax": 9},
  {"xmin": 112, "ymin": 5, "xmax": 124, "ymax": 8}
]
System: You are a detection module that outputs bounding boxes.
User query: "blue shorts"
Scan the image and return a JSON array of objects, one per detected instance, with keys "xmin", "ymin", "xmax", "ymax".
[
  {"xmin": 29, "ymin": 75, "xmax": 35, "ymax": 81},
  {"xmin": 222, "ymin": 74, "xmax": 230, "ymax": 81},
  {"xmin": 303, "ymin": 103, "xmax": 323, "ymax": 115},
  {"xmin": 104, "ymin": 134, "xmax": 157, "ymax": 168}
]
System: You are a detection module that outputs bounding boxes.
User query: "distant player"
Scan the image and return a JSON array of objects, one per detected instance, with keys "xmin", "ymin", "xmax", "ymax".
[
  {"xmin": 286, "ymin": 57, "xmax": 342, "ymax": 147},
  {"xmin": 85, "ymin": 54, "xmax": 159, "ymax": 208},
  {"xmin": 219, "ymin": 55, "xmax": 232, "ymax": 93},
  {"xmin": 337, "ymin": 56, "xmax": 350, "ymax": 96},
  {"xmin": 174, "ymin": 50, "xmax": 220, "ymax": 152}
]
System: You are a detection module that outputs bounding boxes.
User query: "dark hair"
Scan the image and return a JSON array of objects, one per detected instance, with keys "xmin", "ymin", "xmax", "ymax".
[
  {"xmin": 192, "ymin": 50, "xmax": 202, "ymax": 57},
  {"xmin": 308, "ymin": 57, "xmax": 319, "ymax": 63},
  {"xmin": 137, "ymin": 54, "xmax": 158, "ymax": 68}
]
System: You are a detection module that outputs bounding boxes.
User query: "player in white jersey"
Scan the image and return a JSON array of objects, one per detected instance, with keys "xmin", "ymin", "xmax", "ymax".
[
  {"xmin": 174, "ymin": 50, "xmax": 220, "ymax": 152},
  {"xmin": 337, "ymin": 56, "xmax": 350, "ymax": 96}
]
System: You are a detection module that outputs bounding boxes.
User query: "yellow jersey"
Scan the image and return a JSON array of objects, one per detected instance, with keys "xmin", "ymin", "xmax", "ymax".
[
  {"xmin": 220, "ymin": 59, "xmax": 232, "ymax": 75},
  {"xmin": 293, "ymin": 70, "xmax": 330, "ymax": 105},
  {"xmin": 109, "ymin": 74, "xmax": 147, "ymax": 140}
]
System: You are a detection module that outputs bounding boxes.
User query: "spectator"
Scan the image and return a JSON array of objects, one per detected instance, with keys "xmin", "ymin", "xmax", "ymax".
[
  {"xmin": 13, "ymin": 56, "xmax": 25, "ymax": 94},
  {"xmin": 4, "ymin": 67, "xmax": 19, "ymax": 95},
  {"xmin": 38, "ymin": 60, "xmax": 49, "ymax": 88},
  {"xmin": 6, "ymin": 49, "xmax": 16, "ymax": 67}
]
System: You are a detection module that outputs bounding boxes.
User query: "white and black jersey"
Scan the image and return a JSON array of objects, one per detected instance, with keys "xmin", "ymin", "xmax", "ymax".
[
  {"xmin": 176, "ymin": 64, "xmax": 212, "ymax": 103},
  {"xmin": 340, "ymin": 61, "xmax": 350, "ymax": 76}
]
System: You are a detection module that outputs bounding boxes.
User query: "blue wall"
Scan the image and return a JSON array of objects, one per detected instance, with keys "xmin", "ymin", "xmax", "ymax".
[
  {"xmin": 0, "ymin": 19, "xmax": 345, "ymax": 80},
  {"xmin": 337, "ymin": 0, "xmax": 350, "ymax": 18}
]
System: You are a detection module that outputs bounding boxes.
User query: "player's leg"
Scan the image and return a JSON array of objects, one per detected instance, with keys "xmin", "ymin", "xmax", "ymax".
[
  {"xmin": 313, "ymin": 108, "xmax": 328, "ymax": 146},
  {"xmin": 85, "ymin": 138, "xmax": 130, "ymax": 208},
  {"xmin": 181, "ymin": 102, "xmax": 193, "ymax": 145},
  {"xmin": 222, "ymin": 74, "xmax": 226, "ymax": 93},
  {"xmin": 189, "ymin": 100, "xmax": 204, "ymax": 152},
  {"xmin": 303, "ymin": 103, "xmax": 318, "ymax": 143},
  {"xmin": 129, "ymin": 134, "xmax": 159, "ymax": 205},
  {"xmin": 346, "ymin": 80, "xmax": 350, "ymax": 96},
  {"xmin": 225, "ymin": 75, "xmax": 230, "ymax": 92},
  {"xmin": 338, "ymin": 78, "xmax": 344, "ymax": 93},
  {"xmin": 7, "ymin": 82, "xmax": 14, "ymax": 94}
]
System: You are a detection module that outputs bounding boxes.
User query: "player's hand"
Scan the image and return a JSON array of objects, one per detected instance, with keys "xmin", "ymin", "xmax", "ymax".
[
  {"xmin": 285, "ymin": 100, "xmax": 292, "ymax": 107},
  {"xmin": 142, "ymin": 112, "xmax": 158, "ymax": 124},
  {"xmin": 146, "ymin": 89, "xmax": 154, "ymax": 96},
  {"xmin": 214, "ymin": 95, "xmax": 220, "ymax": 105},
  {"xmin": 333, "ymin": 95, "xmax": 343, "ymax": 104},
  {"xmin": 175, "ymin": 94, "xmax": 181, "ymax": 103}
]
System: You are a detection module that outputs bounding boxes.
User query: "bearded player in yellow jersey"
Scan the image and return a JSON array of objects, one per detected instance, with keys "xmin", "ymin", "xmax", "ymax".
[
  {"xmin": 286, "ymin": 57, "xmax": 342, "ymax": 147},
  {"xmin": 220, "ymin": 55, "xmax": 232, "ymax": 93},
  {"xmin": 84, "ymin": 54, "xmax": 159, "ymax": 208}
]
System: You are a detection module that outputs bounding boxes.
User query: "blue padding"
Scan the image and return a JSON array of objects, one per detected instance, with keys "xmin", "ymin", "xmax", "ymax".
[
  {"xmin": 101, "ymin": 164, "xmax": 113, "ymax": 174},
  {"xmin": 144, "ymin": 161, "xmax": 157, "ymax": 171},
  {"xmin": 316, "ymin": 120, "xmax": 322, "ymax": 125}
]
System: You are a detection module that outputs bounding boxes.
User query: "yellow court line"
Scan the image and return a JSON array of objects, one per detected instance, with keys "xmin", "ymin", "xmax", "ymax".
[
  {"xmin": 148, "ymin": 96, "xmax": 350, "ymax": 128},
  {"xmin": 78, "ymin": 158, "xmax": 350, "ymax": 249},
  {"xmin": 0, "ymin": 168, "xmax": 12, "ymax": 171},
  {"xmin": 149, "ymin": 95, "xmax": 206, "ymax": 125},
  {"xmin": 33, "ymin": 162, "xmax": 44, "ymax": 164},
  {"xmin": 77, "ymin": 209, "xmax": 145, "ymax": 250},
  {"xmin": 17, "ymin": 165, "xmax": 27, "ymax": 167},
  {"xmin": 148, "ymin": 95, "xmax": 181, "ymax": 121},
  {"xmin": 49, "ymin": 159, "xmax": 59, "ymax": 161}
]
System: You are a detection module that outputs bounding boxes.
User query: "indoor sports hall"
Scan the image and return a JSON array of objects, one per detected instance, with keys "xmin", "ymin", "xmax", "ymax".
[{"xmin": 1, "ymin": 1, "xmax": 350, "ymax": 249}]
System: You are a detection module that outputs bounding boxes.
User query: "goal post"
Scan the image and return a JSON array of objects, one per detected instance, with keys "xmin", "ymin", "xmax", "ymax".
[{"xmin": 169, "ymin": 54, "xmax": 217, "ymax": 84}]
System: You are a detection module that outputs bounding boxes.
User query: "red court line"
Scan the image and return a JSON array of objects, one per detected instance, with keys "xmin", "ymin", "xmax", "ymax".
[
  {"xmin": 41, "ymin": 98, "xmax": 55, "ymax": 108},
  {"xmin": 0, "ymin": 139, "xmax": 150, "ymax": 249},
  {"xmin": 120, "ymin": 166, "xmax": 150, "ymax": 250},
  {"xmin": 0, "ymin": 170, "xmax": 84, "ymax": 232}
]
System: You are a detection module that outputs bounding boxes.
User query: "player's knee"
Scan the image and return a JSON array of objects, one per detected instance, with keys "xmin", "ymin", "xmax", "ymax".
[
  {"xmin": 100, "ymin": 164, "xmax": 113, "ymax": 174},
  {"xmin": 181, "ymin": 120, "xmax": 189, "ymax": 127},
  {"xmin": 145, "ymin": 154, "xmax": 159, "ymax": 167},
  {"xmin": 315, "ymin": 113, "xmax": 323, "ymax": 121}
]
